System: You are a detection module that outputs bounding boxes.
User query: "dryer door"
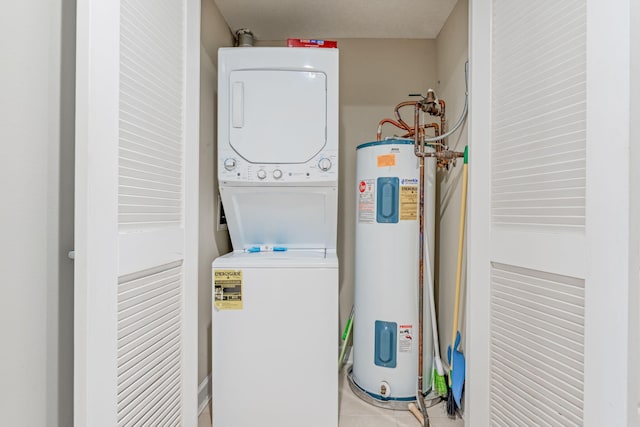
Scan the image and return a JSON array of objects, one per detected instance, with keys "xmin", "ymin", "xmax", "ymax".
[{"xmin": 229, "ymin": 70, "xmax": 326, "ymax": 164}]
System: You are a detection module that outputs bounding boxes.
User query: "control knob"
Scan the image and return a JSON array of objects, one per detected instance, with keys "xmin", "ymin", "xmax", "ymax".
[
  {"xmin": 223, "ymin": 158, "xmax": 237, "ymax": 171},
  {"xmin": 273, "ymin": 169, "xmax": 283, "ymax": 180},
  {"xmin": 257, "ymin": 169, "xmax": 267, "ymax": 180},
  {"xmin": 318, "ymin": 158, "xmax": 332, "ymax": 171}
]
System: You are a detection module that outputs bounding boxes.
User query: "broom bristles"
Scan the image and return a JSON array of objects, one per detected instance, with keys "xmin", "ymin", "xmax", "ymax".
[
  {"xmin": 432, "ymin": 368, "xmax": 448, "ymax": 397},
  {"xmin": 446, "ymin": 387, "xmax": 456, "ymax": 417}
]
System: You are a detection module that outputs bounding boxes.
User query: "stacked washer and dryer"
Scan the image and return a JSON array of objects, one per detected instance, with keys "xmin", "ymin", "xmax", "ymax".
[{"xmin": 211, "ymin": 48, "xmax": 339, "ymax": 427}]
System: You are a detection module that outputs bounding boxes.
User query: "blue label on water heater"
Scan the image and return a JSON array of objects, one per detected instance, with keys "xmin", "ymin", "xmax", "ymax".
[
  {"xmin": 376, "ymin": 177, "xmax": 399, "ymax": 223},
  {"xmin": 374, "ymin": 320, "xmax": 397, "ymax": 368}
]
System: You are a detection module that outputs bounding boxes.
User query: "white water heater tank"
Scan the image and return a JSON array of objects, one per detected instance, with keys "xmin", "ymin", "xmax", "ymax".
[{"xmin": 351, "ymin": 139, "xmax": 435, "ymax": 405}]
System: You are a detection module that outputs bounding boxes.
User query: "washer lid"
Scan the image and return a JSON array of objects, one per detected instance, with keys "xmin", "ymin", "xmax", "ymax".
[
  {"xmin": 229, "ymin": 70, "xmax": 327, "ymax": 164},
  {"xmin": 219, "ymin": 185, "xmax": 337, "ymax": 251}
]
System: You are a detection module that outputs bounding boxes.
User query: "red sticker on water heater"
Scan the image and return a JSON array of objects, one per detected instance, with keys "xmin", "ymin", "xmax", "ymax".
[{"xmin": 358, "ymin": 179, "xmax": 375, "ymax": 224}]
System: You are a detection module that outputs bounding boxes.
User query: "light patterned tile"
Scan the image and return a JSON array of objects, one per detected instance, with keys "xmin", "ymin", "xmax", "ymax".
[
  {"xmin": 425, "ymin": 400, "xmax": 455, "ymax": 419},
  {"xmin": 339, "ymin": 414, "xmax": 398, "ymax": 427},
  {"xmin": 200, "ymin": 368, "xmax": 465, "ymax": 427},
  {"xmin": 430, "ymin": 415, "xmax": 464, "ymax": 427},
  {"xmin": 339, "ymin": 384, "xmax": 389, "ymax": 416},
  {"xmin": 338, "ymin": 366, "xmax": 390, "ymax": 417},
  {"xmin": 395, "ymin": 409, "xmax": 423, "ymax": 427},
  {"xmin": 395, "ymin": 408, "xmax": 465, "ymax": 427}
]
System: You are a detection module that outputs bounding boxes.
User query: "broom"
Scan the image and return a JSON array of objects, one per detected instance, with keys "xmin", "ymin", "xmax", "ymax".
[
  {"xmin": 425, "ymin": 224, "xmax": 447, "ymax": 397},
  {"xmin": 338, "ymin": 307, "xmax": 354, "ymax": 370},
  {"xmin": 447, "ymin": 146, "xmax": 468, "ymax": 416}
]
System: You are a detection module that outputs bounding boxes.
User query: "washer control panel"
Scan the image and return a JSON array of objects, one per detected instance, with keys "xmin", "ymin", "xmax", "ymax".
[{"xmin": 219, "ymin": 150, "xmax": 338, "ymax": 183}]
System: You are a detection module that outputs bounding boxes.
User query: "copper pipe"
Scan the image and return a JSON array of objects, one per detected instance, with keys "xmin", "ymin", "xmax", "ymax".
[
  {"xmin": 414, "ymin": 124, "xmax": 443, "ymax": 158},
  {"xmin": 426, "ymin": 122, "xmax": 439, "ymax": 132},
  {"xmin": 414, "ymin": 148, "xmax": 464, "ymax": 160},
  {"xmin": 414, "ymin": 126, "xmax": 462, "ymax": 159},
  {"xmin": 379, "ymin": 100, "xmax": 442, "ymax": 139},
  {"xmin": 377, "ymin": 119, "xmax": 440, "ymax": 143},
  {"xmin": 438, "ymin": 99, "xmax": 446, "ymax": 116},
  {"xmin": 421, "ymin": 122, "xmax": 439, "ymax": 138},
  {"xmin": 379, "ymin": 95, "xmax": 457, "ymax": 168},
  {"xmin": 438, "ymin": 99, "xmax": 446, "ymax": 155},
  {"xmin": 376, "ymin": 118, "xmax": 408, "ymax": 141},
  {"xmin": 394, "ymin": 101, "xmax": 419, "ymax": 132}
]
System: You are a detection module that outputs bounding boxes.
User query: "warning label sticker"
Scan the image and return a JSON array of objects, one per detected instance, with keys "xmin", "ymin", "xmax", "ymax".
[
  {"xmin": 400, "ymin": 185, "xmax": 418, "ymax": 221},
  {"xmin": 358, "ymin": 179, "xmax": 375, "ymax": 223},
  {"xmin": 214, "ymin": 270, "xmax": 243, "ymax": 310},
  {"xmin": 399, "ymin": 324, "xmax": 413, "ymax": 353},
  {"xmin": 377, "ymin": 154, "xmax": 396, "ymax": 167}
]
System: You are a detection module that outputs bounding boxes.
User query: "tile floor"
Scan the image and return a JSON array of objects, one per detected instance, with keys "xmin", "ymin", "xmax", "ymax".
[{"xmin": 198, "ymin": 365, "xmax": 464, "ymax": 427}]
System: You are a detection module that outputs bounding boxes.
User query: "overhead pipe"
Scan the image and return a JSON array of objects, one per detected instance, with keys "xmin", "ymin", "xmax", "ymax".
[{"xmin": 235, "ymin": 29, "xmax": 255, "ymax": 47}]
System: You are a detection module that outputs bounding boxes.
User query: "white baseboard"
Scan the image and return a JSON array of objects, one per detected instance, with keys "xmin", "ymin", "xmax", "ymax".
[{"xmin": 198, "ymin": 374, "xmax": 211, "ymax": 416}]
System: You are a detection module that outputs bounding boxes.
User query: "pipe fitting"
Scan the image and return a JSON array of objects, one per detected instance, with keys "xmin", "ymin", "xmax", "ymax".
[{"xmin": 235, "ymin": 29, "xmax": 254, "ymax": 47}]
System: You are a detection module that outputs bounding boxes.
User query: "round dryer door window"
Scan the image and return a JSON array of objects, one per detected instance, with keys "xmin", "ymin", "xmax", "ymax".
[{"xmin": 228, "ymin": 70, "xmax": 327, "ymax": 164}]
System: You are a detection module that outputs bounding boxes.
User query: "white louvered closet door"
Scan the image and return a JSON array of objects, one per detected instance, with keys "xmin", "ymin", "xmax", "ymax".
[
  {"xmin": 468, "ymin": 0, "xmax": 635, "ymax": 426},
  {"xmin": 75, "ymin": 0, "xmax": 200, "ymax": 426}
]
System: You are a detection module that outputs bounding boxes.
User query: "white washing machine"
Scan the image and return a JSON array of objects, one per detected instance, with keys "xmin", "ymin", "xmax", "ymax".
[{"xmin": 212, "ymin": 47, "xmax": 339, "ymax": 427}]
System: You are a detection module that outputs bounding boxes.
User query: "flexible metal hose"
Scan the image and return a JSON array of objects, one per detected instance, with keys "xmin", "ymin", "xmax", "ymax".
[{"xmin": 422, "ymin": 61, "xmax": 469, "ymax": 143}]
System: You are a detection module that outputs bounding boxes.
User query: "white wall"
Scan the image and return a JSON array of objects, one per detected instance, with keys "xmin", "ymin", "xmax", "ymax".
[
  {"xmin": 0, "ymin": 1, "xmax": 75, "ymax": 425},
  {"xmin": 434, "ymin": 0, "xmax": 469, "ymax": 362},
  {"xmin": 199, "ymin": 0, "xmax": 234, "ymax": 388},
  {"xmin": 198, "ymin": 45, "xmax": 232, "ymax": 385},
  {"xmin": 630, "ymin": 0, "xmax": 640, "ymax": 422}
]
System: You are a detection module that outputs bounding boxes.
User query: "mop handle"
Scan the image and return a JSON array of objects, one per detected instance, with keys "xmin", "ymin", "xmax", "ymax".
[
  {"xmin": 425, "ymin": 223, "xmax": 440, "ymax": 354},
  {"xmin": 450, "ymin": 148, "xmax": 468, "ymax": 355}
]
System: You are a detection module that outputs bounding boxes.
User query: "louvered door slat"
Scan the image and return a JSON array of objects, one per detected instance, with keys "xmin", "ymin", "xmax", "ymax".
[
  {"xmin": 490, "ymin": 263, "xmax": 585, "ymax": 425},
  {"xmin": 116, "ymin": 261, "xmax": 183, "ymax": 425},
  {"xmin": 492, "ymin": 0, "xmax": 586, "ymax": 229}
]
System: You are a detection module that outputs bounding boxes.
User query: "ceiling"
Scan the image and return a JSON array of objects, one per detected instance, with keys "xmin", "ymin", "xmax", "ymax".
[{"xmin": 212, "ymin": 0, "xmax": 458, "ymax": 41}]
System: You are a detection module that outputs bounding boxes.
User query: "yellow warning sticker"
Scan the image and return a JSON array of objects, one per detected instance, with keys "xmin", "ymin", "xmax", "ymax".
[
  {"xmin": 400, "ymin": 185, "xmax": 418, "ymax": 220},
  {"xmin": 377, "ymin": 154, "xmax": 396, "ymax": 167},
  {"xmin": 214, "ymin": 270, "xmax": 243, "ymax": 310}
]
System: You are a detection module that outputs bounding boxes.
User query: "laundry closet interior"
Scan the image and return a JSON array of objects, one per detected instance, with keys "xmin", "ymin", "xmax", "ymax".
[{"xmin": 201, "ymin": 0, "xmax": 470, "ymax": 425}]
